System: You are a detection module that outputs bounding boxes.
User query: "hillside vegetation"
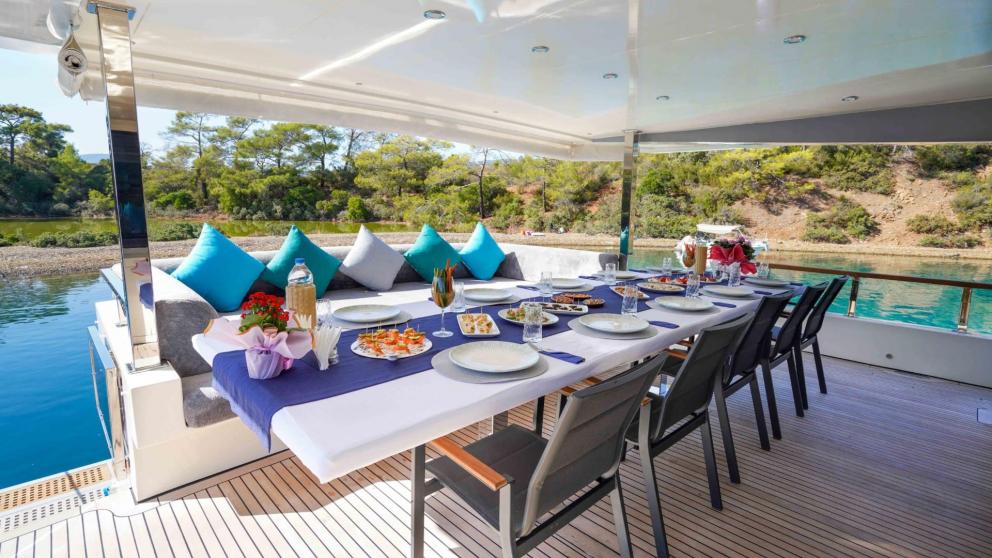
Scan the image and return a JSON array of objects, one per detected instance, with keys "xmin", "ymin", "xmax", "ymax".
[{"xmin": 1, "ymin": 104, "xmax": 989, "ymax": 249}]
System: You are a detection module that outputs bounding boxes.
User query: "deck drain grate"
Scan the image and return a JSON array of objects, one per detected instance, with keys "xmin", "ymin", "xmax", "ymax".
[
  {"xmin": 0, "ymin": 464, "xmax": 109, "ymax": 513},
  {"xmin": 0, "ymin": 485, "xmax": 108, "ymax": 534}
]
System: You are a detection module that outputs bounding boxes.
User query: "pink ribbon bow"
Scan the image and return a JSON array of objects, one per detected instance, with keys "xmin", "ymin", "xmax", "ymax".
[
  {"xmin": 709, "ymin": 244, "xmax": 757, "ymax": 275},
  {"xmin": 203, "ymin": 318, "xmax": 312, "ymax": 380}
]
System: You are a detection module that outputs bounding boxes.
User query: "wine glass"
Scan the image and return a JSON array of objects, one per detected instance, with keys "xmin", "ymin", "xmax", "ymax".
[{"xmin": 431, "ymin": 273, "xmax": 455, "ymax": 338}]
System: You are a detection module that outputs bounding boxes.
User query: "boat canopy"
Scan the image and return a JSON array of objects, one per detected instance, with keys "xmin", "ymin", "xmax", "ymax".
[
  {"xmin": 1, "ymin": 0, "xmax": 990, "ymax": 159},
  {"xmin": 696, "ymin": 224, "xmax": 743, "ymax": 236}
]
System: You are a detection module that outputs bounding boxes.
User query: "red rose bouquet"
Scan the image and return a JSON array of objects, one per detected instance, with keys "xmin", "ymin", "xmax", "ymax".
[{"xmin": 709, "ymin": 235, "xmax": 757, "ymax": 274}]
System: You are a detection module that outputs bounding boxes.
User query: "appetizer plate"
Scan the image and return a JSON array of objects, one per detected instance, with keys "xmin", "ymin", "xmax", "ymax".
[
  {"xmin": 448, "ymin": 341, "xmax": 540, "ymax": 373},
  {"xmin": 657, "ymin": 297, "xmax": 716, "ymax": 312},
  {"xmin": 638, "ymin": 281, "xmax": 685, "ymax": 294},
  {"xmin": 578, "ymin": 313, "xmax": 649, "ymax": 334},
  {"xmin": 498, "ymin": 307, "xmax": 559, "ymax": 326},
  {"xmin": 702, "ymin": 285, "xmax": 753, "ymax": 298},
  {"xmin": 334, "ymin": 304, "xmax": 401, "ymax": 323},
  {"xmin": 551, "ymin": 277, "xmax": 585, "ymax": 290},
  {"xmin": 745, "ymin": 277, "xmax": 790, "ymax": 287},
  {"xmin": 609, "ymin": 285, "xmax": 650, "ymax": 299},
  {"xmin": 457, "ymin": 313, "xmax": 501, "ymax": 337},
  {"xmin": 536, "ymin": 301, "xmax": 589, "ymax": 315},
  {"xmin": 351, "ymin": 329, "xmax": 431, "ymax": 359},
  {"xmin": 463, "ymin": 287, "xmax": 512, "ymax": 302}
]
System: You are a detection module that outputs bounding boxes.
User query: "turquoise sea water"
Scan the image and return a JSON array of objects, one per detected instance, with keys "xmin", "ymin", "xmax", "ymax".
[{"xmin": 0, "ymin": 250, "xmax": 989, "ymax": 489}]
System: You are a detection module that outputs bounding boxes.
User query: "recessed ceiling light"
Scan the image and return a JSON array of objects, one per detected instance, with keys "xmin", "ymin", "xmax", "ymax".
[
  {"xmin": 656, "ymin": 95, "xmax": 670, "ymax": 101},
  {"xmin": 423, "ymin": 9, "xmax": 446, "ymax": 19},
  {"xmin": 531, "ymin": 45, "xmax": 550, "ymax": 53},
  {"xmin": 783, "ymin": 34, "xmax": 806, "ymax": 44},
  {"xmin": 355, "ymin": 82, "xmax": 363, "ymax": 86},
  {"xmin": 492, "ymin": 110, "xmax": 499, "ymax": 114},
  {"xmin": 603, "ymin": 73, "xmax": 618, "ymax": 79},
  {"xmin": 841, "ymin": 95, "xmax": 859, "ymax": 102}
]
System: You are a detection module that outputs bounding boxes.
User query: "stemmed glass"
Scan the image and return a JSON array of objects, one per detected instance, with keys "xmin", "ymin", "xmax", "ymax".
[{"xmin": 431, "ymin": 271, "xmax": 455, "ymax": 338}]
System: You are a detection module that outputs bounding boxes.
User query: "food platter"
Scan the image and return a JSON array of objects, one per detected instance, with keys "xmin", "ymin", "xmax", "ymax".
[
  {"xmin": 638, "ymin": 281, "xmax": 684, "ymax": 294},
  {"xmin": 457, "ymin": 313, "xmax": 501, "ymax": 337},
  {"xmin": 609, "ymin": 286, "xmax": 650, "ymax": 299},
  {"xmin": 535, "ymin": 301, "xmax": 589, "ymax": 315},
  {"xmin": 351, "ymin": 327, "xmax": 431, "ymax": 359},
  {"xmin": 498, "ymin": 307, "xmax": 559, "ymax": 325}
]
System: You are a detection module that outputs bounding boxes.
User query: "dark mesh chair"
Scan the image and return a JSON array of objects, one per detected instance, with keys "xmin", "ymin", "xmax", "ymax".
[
  {"xmin": 794, "ymin": 276, "xmax": 848, "ymax": 401},
  {"xmin": 762, "ymin": 282, "xmax": 827, "ymax": 432},
  {"xmin": 626, "ymin": 314, "xmax": 753, "ymax": 558},
  {"xmin": 411, "ymin": 356, "xmax": 661, "ymax": 558},
  {"xmin": 715, "ymin": 292, "xmax": 792, "ymax": 484}
]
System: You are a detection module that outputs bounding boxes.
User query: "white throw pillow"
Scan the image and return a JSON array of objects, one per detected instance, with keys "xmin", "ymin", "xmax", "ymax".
[{"xmin": 339, "ymin": 226, "xmax": 406, "ymax": 291}]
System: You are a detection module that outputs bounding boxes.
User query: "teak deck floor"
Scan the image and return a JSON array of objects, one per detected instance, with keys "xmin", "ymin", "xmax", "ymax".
[{"xmin": 3, "ymin": 355, "xmax": 991, "ymax": 557}]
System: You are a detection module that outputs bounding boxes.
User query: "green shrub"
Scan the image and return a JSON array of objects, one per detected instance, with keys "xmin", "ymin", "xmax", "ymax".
[
  {"xmin": 906, "ymin": 215, "xmax": 960, "ymax": 235},
  {"xmin": 918, "ymin": 234, "xmax": 982, "ymax": 249},
  {"xmin": 804, "ymin": 197, "xmax": 878, "ymax": 243},
  {"xmin": 0, "ymin": 235, "xmax": 14, "ymax": 247},
  {"xmin": 802, "ymin": 226, "xmax": 850, "ymax": 244},
  {"xmin": 815, "ymin": 146, "xmax": 895, "ymax": 194},
  {"xmin": 150, "ymin": 222, "xmax": 201, "ymax": 241},
  {"xmin": 156, "ymin": 191, "xmax": 197, "ymax": 211},
  {"xmin": 346, "ymin": 196, "xmax": 373, "ymax": 222},
  {"xmin": 913, "ymin": 145, "xmax": 992, "ymax": 177},
  {"xmin": 29, "ymin": 231, "xmax": 118, "ymax": 248},
  {"xmin": 951, "ymin": 178, "xmax": 992, "ymax": 230}
]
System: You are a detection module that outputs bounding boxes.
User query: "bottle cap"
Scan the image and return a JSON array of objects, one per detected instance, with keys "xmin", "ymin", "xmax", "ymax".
[{"xmin": 295, "ymin": 257, "xmax": 305, "ymax": 265}]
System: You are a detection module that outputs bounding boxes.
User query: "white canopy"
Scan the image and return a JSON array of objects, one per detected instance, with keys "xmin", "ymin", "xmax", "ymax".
[
  {"xmin": 1, "ymin": 0, "xmax": 991, "ymax": 159},
  {"xmin": 697, "ymin": 223, "xmax": 743, "ymax": 236}
]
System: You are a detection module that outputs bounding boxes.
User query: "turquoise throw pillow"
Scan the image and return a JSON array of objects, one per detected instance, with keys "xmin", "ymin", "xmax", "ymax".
[
  {"xmin": 459, "ymin": 222, "xmax": 505, "ymax": 280},
  {"xmin": 172, "ymin": 224, "xmax": 265, "ymax": 312},
  {"xmin": 261, "ymin": 225, "xmax": 341, "ymax": 296},
  {"xmin": 404, "ymin": 224, "xmax": 461, "ymax": 282}
]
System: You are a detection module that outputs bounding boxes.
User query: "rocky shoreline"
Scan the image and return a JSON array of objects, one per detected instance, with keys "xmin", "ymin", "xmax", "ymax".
[{"xmin": 1, "ymin": 232, "xmax": 990, "ymax": 279}]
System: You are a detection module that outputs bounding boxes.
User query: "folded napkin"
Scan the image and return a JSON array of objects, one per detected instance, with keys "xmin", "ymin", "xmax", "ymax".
[
  {"xmin": 537, "ymin": 349, "xmax": 585, "ymax": 364},
  {"xmin": 712, "ymin": 301, "xmax": 737, "ymax": 308},
  {"xmin": 579, "ymin": 275, "xmax": 600, "ymax": 281},
  {"xmin": 754, "ymin": 289, "xmax": 774, "ymax": 295},
  {"xmin": 518, "ymin": 285, "xmax": 541, "ymax": 291},
  {"xmin": 649, "ymin": 320, "xmax": 679, "ymax": 329},
  {"xmin": 790, "ymin": 282, "xmax": 805, "ymax": 286},
  {"xmin": 629, "ymin": 268, "xmax": 650, "ymax": 273}
]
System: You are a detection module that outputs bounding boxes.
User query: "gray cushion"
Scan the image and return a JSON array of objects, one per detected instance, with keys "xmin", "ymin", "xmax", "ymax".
[
  {"xmin": 426, "ymin": 425, "xmax": 546, "ymax": 533},
  {"xmin": 338, "ymin": 226, "xmax": 407, "ymax": 291},
  {"xmin": 181, "ymin": 373, "xmax": 235, "ymax": 427}
]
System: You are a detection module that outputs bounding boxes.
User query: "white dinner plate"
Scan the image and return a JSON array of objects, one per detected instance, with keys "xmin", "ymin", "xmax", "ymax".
[
  {"xmin": 333, "ymin": 304, "xmax": 401, "ymax": 323},
  {"xmin": 599, "ymin": 270, "xmax": 637, "ymax": 280},
  {"xmin": 657, "ymin": 297, "xmax": 716, "ymax": 312},
  {"xmin": 448, "ymin": 341, "xmax": 540, "ymax": 373},
  {"xmin": 638, "ymin": 281, "xmax": 685, "ymax": 293},
  {"xmin": 745, "ymin": 277, "xmax": 790, "ymax": 287},
  {"xmin": 702, "ymin": 285, "xmax": 753, "ymax": 298},
  {"xmin": 578, "ymin": 313, "xmax": 649, "ymax": 334},
  {"xmin": 463, "ymin": 287, "xmax": 512, "ymax": 302},
  {"xmin": 497, "ymin": 308, "xmax": 559, "ymax": 326},
  {"xmin": 551, "ymin": 277, "xmax": 584, "ymax": 289}
]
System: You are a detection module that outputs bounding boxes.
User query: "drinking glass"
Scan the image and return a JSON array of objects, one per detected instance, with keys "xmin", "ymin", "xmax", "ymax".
[
  {"xmin": 522, "ymin": 303, "xmax": 543, "ymax": 344},
  {"xmin": 317, "ymin": 299, "xmax": 333, "ymax": 328},
  {"xmin": 757, "ymin": 262, "xmax": 771, "ymax": 279},
  {"xmin": 620, "ymin": 284, "xmax": 639, "ymax": 315},
  {"xmin": 431, "ymin": 274, "xmax": 455, "ymax": 338},
  {"xmin": 539, "ymin": 271, "xmax": 554, "ymax": 299},
  {"xmin": 661, "ymin": 257, "xmax": 673, "ymax": 278},
  {"xmin": 728, "ymin": 262, "xmax": 742, "ymax": 287},
  {"xmin": 685, "ymin": 272, "xmax": 701, "ymax": 298},
  {"xmin": 451, "ymin": 281, "xmax": 467, "ymax": 312},
  {"xmin": 604, "ymin": 262, "xmax": 617, "ymax": 285}
]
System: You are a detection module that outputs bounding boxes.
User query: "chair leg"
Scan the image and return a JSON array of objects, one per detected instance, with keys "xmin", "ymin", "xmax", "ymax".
[
  {"xmin": 713, "ymin": 386, "xmax": 740, "ymax": 484},
  {"xmin": 610, "ymin": 480, "xmax": 634, "ymax": 558},
  {"xmin": 793, "ymin": 346, "xmax": 809, "ymax": 410},
  {"xmin": 411, "ymin": 445, "xmax": 426, "ymax": 558},
  {"xmin": 531, "ymin": 396, "xmax": 545, "ymax": 435},
  {"xmin": 700, "ymin": 415, "xmax": 723, "ymax": 510},
  {"xmin": 498, "ymin": 484, "xmax": 518, "ymax": 558},
  {"xmin": 748, "ymin": 375, "xmax": 771, "ymax": 451},
  {"xmin": 812, "ymin": 339, "xmax": 828, "ymax": 394},
  {"xmin": 786, "ymin": 353, "xmax": 805, "ymax": 418},
  {"xmin": 638, "ymin": 448, "xmax": 669, "ymax": 558},
  {"xmin": 760, "ymin": 360, "xmax": 782, "ymax": 439}
]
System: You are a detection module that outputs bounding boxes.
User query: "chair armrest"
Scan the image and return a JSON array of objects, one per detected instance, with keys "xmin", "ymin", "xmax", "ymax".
[
  {"xmin": 429, "ymin": 436, "xmax": 509, "ymax": 491},
  {"xmin": 664, "ymin": 348, "xmax": 688, "ymax": 360},
  {"xmin": 677, "ymin": 338, "xmax": 694, "ymax": 347},
  {"xmin": 559, "ymin": 376, "xmax": 603, "ymax": 396}
]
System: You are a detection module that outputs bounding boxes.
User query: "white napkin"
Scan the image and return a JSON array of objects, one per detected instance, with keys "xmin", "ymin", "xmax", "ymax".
[{"xmin": 314, "ymin": 325, "xmax": 342, "ymax": 371}]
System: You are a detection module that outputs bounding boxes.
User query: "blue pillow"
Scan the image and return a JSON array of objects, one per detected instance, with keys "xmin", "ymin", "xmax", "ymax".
[
  {"xmin": 171, "ymin": 224, "xmax": 264, "ymax": 312},
  {"xmin": 459, "ymin": 222, "xmax": 505, "ymax": 280},
  {"xmin": 404, "ymin": 224, "xmax": 461, "ymax": 282},
  {"xmin": 261, "ymin": 225, "xmax": 341, "ymax": 296}
]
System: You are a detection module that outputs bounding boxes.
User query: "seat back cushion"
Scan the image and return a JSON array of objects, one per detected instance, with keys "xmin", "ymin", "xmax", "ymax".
[
  {"xmin": 171, "ymin": 224, "xmax": 264, "ymax": 312},
  {"xmin": 459, "ymin": 222, "xmax": 505, "ymax": 280},
  {"xmin": 338, "ymin": 225, "xmax": 407, "ymax": 291},
  {"xmin": 404, "ymin": 224, "xmax": 461, "ymax": 282},
  {"xmin": 261, "ymin": 225, "xmax": 341, "ymax": 296}
]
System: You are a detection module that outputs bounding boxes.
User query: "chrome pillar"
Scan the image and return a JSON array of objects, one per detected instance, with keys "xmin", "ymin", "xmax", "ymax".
[
  {"xmin": 618, "ymin": 130, "xmax": 639, "ymax": 270},
  {"xmin": 91, "ymin": 1, "xmax": 159, "ymax": 370}
]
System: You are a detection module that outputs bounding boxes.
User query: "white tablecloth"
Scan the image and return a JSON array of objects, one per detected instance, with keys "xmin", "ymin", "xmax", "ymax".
[{"xmin": 193, "ymin": 279, "xmax": 779, "ymax": 483}]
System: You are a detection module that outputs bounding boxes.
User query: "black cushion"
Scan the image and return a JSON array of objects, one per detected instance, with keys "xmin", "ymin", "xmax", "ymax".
[{"xmin": 426, "ymin": 425, "xmax": 546, "ymax": 533}]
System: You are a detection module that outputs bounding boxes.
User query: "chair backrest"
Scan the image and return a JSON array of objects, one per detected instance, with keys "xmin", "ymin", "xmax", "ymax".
[
  {"xmin": 653, "ymin": 313, "xmax": 753, "ymax": 441},
  {"xmin": 726, "ymin": 293, "xmax": 793, "ymax": 384},
  {"xmin": 802, "ymin": 276, "xmax": 848, "ymax": 341},
  {"xmin": 771, "ymin": 282, "xmax": 827, "ymax": 356},
  {"xmin": 520, "ymin": 356, "xmax": 661, "ymax": 534}
]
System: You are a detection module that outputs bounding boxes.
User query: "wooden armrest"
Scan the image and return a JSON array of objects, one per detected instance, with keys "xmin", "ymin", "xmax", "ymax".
[
  {"xmin": 429, "ymin": 436, "xmax": 508, "ymax": 491},
  {"xmin": 664, "ymin": 348, "xmax": 688, "ymax": 360},
  {"xmin": 560, "ymin": 376, "xmax": 603, "ymax": 396},
  {"xmin": 677, "ymin": 338, "xmax": 694, "ymax": 347}
]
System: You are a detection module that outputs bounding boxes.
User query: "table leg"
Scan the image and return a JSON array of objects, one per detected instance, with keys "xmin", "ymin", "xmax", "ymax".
[
  {"xmin": 490, "ymin": 411, "xmax": 509, "ymax": 434},
  {"xmin": 411, "ymin": 444, "xmax": 426, "ymax": 558}
]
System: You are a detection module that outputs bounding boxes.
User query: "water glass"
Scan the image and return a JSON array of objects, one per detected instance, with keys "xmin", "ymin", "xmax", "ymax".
[
  {"xmin": 757, "ymin": 262, "xmax": 771, "ymax": 279},
  {"xmin": 522, "ymin": 303, "xmax": 543, "ymax": 344},
  {"xmin": 685, "ymin": 272, "xmax": 701, "ymax": 298},
  {"xmin": 661, "ymin": 257, "xmax": 673, "ymax": 278},
  {"xmin": 620, "ymin": 284, "xmax": 640, "ymax": 315},
  {"xmin": 728, "ymin": 262, "xmax": 742, "ymax": 287},
  {"xmin": 317, "ymin": 299, "xmax": 333, "ymax": 327},
  {"xmin": 451, "ymin": 281, "xmax": 467, "ymax": 312},
  {"xmin": 539, "ymin": 271, "xmax": 554, "ymax": 298},
  {"xmin": 604, "ymin": 262, "xmax": 617, "ymax": 285}
]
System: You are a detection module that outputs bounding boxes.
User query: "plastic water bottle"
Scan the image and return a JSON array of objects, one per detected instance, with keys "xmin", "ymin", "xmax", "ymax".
[{"xmin": 286, "ymin": 258, "xmax": 316, "ymax": 329}]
